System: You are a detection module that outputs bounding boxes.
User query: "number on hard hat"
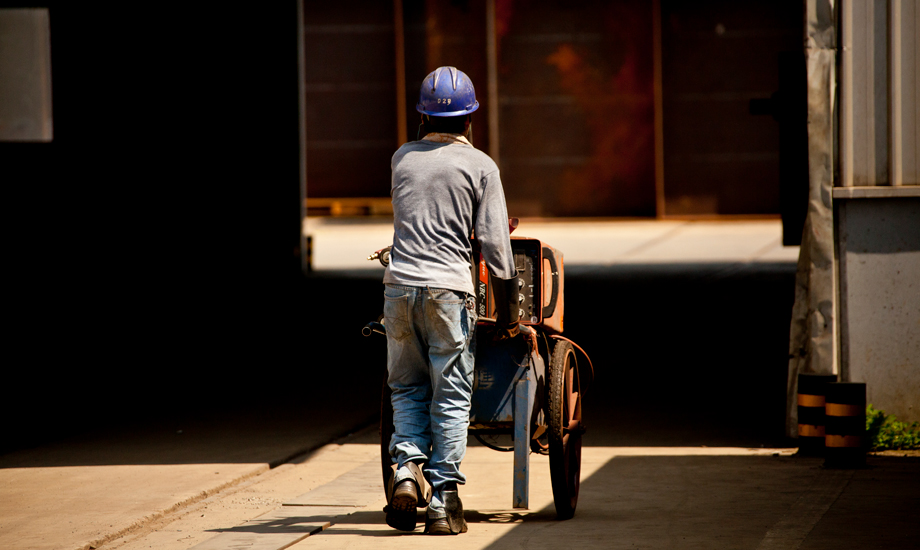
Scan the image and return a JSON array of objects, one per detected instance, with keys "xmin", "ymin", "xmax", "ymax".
[{"xmin": 416, "ymin": 66, "xmax": 480, "ymax": 117}]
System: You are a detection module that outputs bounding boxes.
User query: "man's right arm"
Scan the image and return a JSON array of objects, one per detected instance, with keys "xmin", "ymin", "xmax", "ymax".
[
  {"xmin": 475, "ymin": 171, "xmax": 516, "ymax": 279},
  {"xmin": 475, "ymin": 172, "xmax": 520, "ymax": 337}
]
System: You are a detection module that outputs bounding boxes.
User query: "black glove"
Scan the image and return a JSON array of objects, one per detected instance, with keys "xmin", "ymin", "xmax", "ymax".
[{"xmin": 491, "ymin": 275, "xmax": 521, "ymax": 340}]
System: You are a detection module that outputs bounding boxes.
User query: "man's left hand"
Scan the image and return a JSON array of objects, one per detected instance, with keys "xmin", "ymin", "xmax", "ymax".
[{"xmin": 493, "ymin": 323, "xmax": 520, "ymax": 341}]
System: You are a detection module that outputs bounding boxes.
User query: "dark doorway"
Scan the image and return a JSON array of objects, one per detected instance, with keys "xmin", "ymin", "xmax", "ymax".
[{"xmin": 660, "ymin": 0, "xmax": 802, "ymax": 217}]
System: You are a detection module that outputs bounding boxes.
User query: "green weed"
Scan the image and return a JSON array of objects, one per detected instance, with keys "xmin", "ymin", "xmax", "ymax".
[{"xmin": 866, "ymin": 404, "xmax": 920, "ymax": 451}]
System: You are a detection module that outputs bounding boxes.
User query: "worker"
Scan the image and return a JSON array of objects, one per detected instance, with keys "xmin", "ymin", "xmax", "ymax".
[{"xmin": 382, "ymin": 66, "xmax": 520, "ymax": 535}]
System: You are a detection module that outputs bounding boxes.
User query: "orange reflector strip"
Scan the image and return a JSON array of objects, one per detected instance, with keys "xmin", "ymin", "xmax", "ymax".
[
  {"xmin": 797, "ymin": 394, "xmax": 825, "ymax": 407},
  {"xmin": 826, "ymin": 434, "xmax": 862, "ymax": 448},
  {"xmin": 826, "ymin": 403, "xmax": 862, "ymax": 417},
  {"xmin": 798, "ymin": 424, "xmax": 825, "ymax": 437}
]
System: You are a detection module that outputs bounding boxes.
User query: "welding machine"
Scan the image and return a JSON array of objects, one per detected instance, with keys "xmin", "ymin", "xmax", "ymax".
[
  {"xmin": 471, "ymin": 237, "xmax": 564, "ymax": 333},
  {"xmin": 365, "ymin": 222, "xmax": 590, "ymax": 520}
]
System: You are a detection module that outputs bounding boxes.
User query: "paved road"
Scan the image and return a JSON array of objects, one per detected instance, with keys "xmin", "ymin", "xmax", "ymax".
[
  {"xmin": 87, "ymin": 427, "xmax": 920, "ymax": 550},
  {"xmin": 7, "ymin": 220, "xmax": 916, "ymax": 550}
]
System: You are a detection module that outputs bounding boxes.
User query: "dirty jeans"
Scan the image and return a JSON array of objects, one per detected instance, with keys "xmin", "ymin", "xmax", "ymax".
[{"xmin": 384, "ymin": 284, "xmax": 476, "ymax": 518}]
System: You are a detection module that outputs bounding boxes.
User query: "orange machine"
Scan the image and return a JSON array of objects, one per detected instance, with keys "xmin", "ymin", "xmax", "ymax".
[{"xmin": 470, "ymin": 236, "xmax": 564, "ymax": 334}]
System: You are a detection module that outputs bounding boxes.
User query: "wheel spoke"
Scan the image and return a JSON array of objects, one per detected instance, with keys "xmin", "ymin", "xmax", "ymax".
[{"xmin": 567, "ymin": 390, "xmax": 579, "ymax": 421}]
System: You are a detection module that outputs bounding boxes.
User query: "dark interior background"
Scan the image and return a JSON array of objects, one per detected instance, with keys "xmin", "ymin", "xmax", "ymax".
[
  {"xmin": 2, "ymin": 2, "xmax": 798, "ymax": 454},
  {"xmin": 661, "ymin": 0, "xmax": 802, "ymax": 216},
  {"xmin": 3, "ymin": 3, "xmax": 304, "ymax": 450}
]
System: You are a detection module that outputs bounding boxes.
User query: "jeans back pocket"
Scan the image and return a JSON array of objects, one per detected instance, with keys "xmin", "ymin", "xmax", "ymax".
[
  {"xmin": 428, "ymin": 289, "xmax": 466, "ymax": 347},
  {"xmin": 384, "ymin": 291, "xmax": 411, "ymax": 341}
]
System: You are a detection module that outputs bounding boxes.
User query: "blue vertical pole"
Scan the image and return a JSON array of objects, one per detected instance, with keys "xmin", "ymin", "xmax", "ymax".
[{"xmin": 513, "ymin": 366, "xmax": 532, "ymax": 509}]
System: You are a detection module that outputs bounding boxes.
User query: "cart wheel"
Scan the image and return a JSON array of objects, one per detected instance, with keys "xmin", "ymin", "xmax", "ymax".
[
  {"xmin": 548, "ymin": 340, "xmax": 582, "ymax": 520},
  {"xmin": 380, "ymin": 375, "xmax": 395, "ymax": 491}
]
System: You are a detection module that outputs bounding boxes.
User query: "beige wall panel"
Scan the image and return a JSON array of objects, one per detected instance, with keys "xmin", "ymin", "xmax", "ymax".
[
  {"xmin": 891, "ymin": 0, "xmax": 919, "ymax": 185},
  {"xmin": 0, "ymin": 9, "xmax": 53, "ymax": 142}
]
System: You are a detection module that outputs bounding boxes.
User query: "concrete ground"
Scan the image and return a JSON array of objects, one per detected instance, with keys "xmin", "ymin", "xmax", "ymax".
[
  {"xmin": 3, "ymin": 219, "xmax": 917, "ymax": 549},
  {"xmin": 7, "ymin": 424, "xmax": 916, "ymax": 550},
  {"xmin": 304, "ymin": 217, "xmax": 799, "ymax": 271}
]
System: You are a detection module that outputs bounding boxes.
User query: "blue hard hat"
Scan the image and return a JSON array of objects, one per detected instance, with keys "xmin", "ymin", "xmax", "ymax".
[{"xmin": 416, "ymin": 66, "xmax": 479, "ymax": 117}]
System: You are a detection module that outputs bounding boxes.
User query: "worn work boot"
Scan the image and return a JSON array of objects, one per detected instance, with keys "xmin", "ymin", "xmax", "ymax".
[
  {"xmin": 391, "ymin": 479, "xmax": 418, "ymax": 510},
  {"xmin": 424, "ymin": 517, "xmax": 453, "ymax": 535},
  {"xmin": 385, "ymin": 462, "xmax": 431, "ymax": 531},
  {"xmin": 425, "ymin": 487, "xmax": 467, "ymax": 535}
]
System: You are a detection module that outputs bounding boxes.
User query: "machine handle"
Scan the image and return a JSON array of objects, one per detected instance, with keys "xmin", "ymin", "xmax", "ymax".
[
  {"xmin": 541, "ymin": 247, "xmax": 560, "ymax": 318},
  {"xmin": 363, "ymin": 321, "xmax": 386, "ymax": 337},
  {"xmin": 367, "ymin": 246, "xmax": 392, "ymax": 267}
]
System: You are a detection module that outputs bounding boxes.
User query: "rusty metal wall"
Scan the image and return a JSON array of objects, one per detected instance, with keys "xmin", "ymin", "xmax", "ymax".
[
  {"xmin": 660, "ymin": 0, "xmax": 801, "ymax": 215},
  {"xmin": 414, "ymin": 0, "xmax": 492, "ymax": 151},
  {"xmin": 303, "ymin": 1, "xmax": 809, "ymax": 218},
  {"xmin": 302, "ymin": 1, "xmax": 397, "ymax": 198},
  {"xmin": 496, "ymin": 0, "xmax": 656, "ymax": 217}
]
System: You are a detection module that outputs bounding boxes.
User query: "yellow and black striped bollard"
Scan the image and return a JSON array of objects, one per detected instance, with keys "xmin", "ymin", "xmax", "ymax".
[
  {"xmin": 824, "ymin": 382, "xmax": 866, "ymax": 468},
  {"xmin": 797, "ymin": 373, "xmax": 837, "ymax": 456}
]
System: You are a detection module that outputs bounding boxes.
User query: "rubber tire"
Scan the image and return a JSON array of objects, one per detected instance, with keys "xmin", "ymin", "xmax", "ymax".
[
  {"xmin": 380, "ymin": 374, "xmax": 395, "ymax": 492},
  {"xmin": 548, "ymin": 340, "xmax": 582, "ymax": 520}
]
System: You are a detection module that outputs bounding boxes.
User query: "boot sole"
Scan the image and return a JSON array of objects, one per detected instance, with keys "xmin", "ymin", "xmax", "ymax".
[
  {"xmin": 390, "ymin": 483, "xmax": 418, "ymax": 511},
  {"xmin": 386, "ymin": 481, "xmax": 419, "ymax": 530}
]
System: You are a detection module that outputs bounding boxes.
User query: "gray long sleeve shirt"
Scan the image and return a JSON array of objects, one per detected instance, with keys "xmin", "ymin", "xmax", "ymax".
[{"xmin": 383, "ymin": 137, "xmax": 516, "ymax": 295}]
